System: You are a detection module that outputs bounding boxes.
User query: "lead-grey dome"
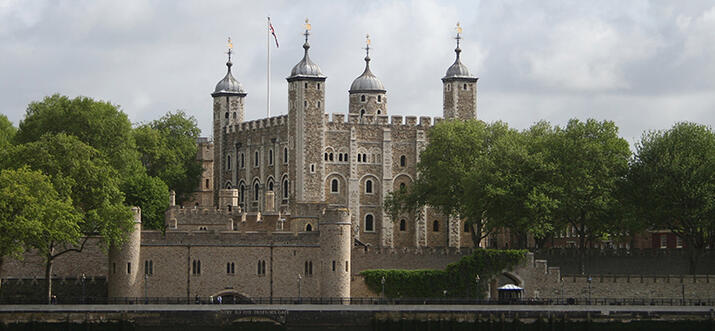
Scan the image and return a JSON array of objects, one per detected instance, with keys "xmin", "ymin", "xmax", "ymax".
[
  {"xmin": 288, "ymin": 42, "xmax": 326, "ymax": 80},
  {"xmin": 349, "ymin": 56, "xmax": 385, "ymax": 93},
  {"xmin": 442, "ymin": 47, "xmax": 477, "ymax": 80},
  {"xmin": 212, "ymin": 62, "xmax": 246, "ymax": 96}
]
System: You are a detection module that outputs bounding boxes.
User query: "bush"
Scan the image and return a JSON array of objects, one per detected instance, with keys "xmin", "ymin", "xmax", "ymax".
[{"xmin": 360, "ymin": 249, "xmax": 526, "ymax": 298}]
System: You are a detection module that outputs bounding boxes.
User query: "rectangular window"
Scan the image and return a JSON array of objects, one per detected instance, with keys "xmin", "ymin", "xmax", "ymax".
[
  {"xmin": 127, "ymin": 262, "xmax": 131, "ymax": 274},
  {"xmin": 205, "ymin": 179, "xmax": 209, "ymax": 189},
  {"xmin": 112, "ymin": 262, "xmax": 116, "ymax": 274},
  {"xmin": 676, "ymin": 236, "xmax": 683, "ymax": 248},
  {"xmin": 660, "ymin": 234, "xmax": 668, "ymax": 249},
  {"xmin": 144, "ymin": 260, "xmax": 153, "ymax": 275},
  {"xmin": 332, "ymin": 260, "xmax": 336, "ymax": 272}
]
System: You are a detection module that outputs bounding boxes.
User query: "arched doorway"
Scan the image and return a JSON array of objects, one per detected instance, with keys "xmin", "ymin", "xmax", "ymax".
[{"xmin": 209, "ymin": 290, "xmax": 253, "ymax": 304}]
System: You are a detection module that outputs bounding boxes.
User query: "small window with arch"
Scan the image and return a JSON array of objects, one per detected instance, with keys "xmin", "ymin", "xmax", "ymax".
[
  {"xmin": 331, "ymin": 179, "xmax": 339, "ymax": 193},
  {"xmin": 365, "ymin": 214, "xmax": 374, "ymax": 232},
  {"xmin": 400, "ymin": 155, "xmax": 406, "ymax": 167},
  {"xmin": 360, "ymin": 95, "xmax": 366, "ymax": 102},
  {"xmin": 433, "ymin": 220, "xmax": 440, "ymax": 232},
  {"xmin": 365, "ymin": 179, "xmax": 373, "ymax": 194},
  {"xmin": 399, "ymin": 219, "xmax": 406, "ymax": 231},
  {"xmin": 305, "ymin": 223, "xmax": 312, "ymax": 232}
]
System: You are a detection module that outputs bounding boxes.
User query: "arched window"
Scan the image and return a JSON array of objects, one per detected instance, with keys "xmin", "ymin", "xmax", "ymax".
[
  {"xmin": 400, "ymin": 155, "xmax": 406, "ymax": 167},
  {"xmin": 361, "ymin": 95, "xmax": 366, "ymax": 102},
  {"xmin": 338, "ymin": 154, "xmax": 343, "ymax": 162},
  {"xmin": 240, "ymin": 153, "xmax": 245, "ymax": 168},
  {"xmin": 239, "ymin": 184, "xmax": 245, "ymax": 202},
  {"xmin": 329, "ymin": 153, "xmax": 333, "ymax": 161},
  {"xmin": 362, "ymin": 153, "xmax": 367, "ymax": 162},
  {"xmin": 365, "ymin": 179, "xmax": 373, "ymax": 193},
  {"xmin": 225, "ymin": 112, "xmax": 229, "ymax": 119},
  {"xmin": 254, "ymin": 182, "xmax": 260, "ymax": 201},
  {"xmin": 399, "ymin": 183, "xmax": 406, "ymax": 191},
  {"xmin": 463, "ymin": 83, "xmax": 467, "ymax": 90},
  {"xmin": 365, "ymin": 214, "xmax": 374, "ymax": 232},
  {"xmin": 360, "ymin": 109, "xmax": 365, "ymax": 116},
  {"xmin": 283, "ymin": 178, "xmax": 289, "ymax": 199},
  {"xmin": 305, "ymin": 224, "xmax": 312, "ymax": 232},
  {"xmin": 284, "ymin": 147, "xmax": 288, "ymax": 163},
  {"xmin": 399, "ymin": 219, "xmax": 406, "ymax": 231},
  {"xmin": 267, "ymin": 179, "xmax": 274, "ymax": 191},
  {"xmin": 269, "ymin": 149, "xmax": 273, "ymax": 165},
  {"xmin": 377, "ymin": 95, "xmax": 382, "ymax": 102},
  {"xmin": 357, "ymin": 154, "xmax": 362, "ymax": 162},
  {"xmin": 433, "ymin": 220, "xmax": 440, "ymax": 232},
  {"xmin": 377, "ymin": 110, "xmax": 381, "ymax": 115},
  {"xmin": 463, "ymin": 222, "xmax": 470, "ymax": 233},
  {"xmin": 344, "ymin": 153, "xmax": 349, "ymax": 161},
  {"xmin": 227, "ymin": 155, "xmax": 231, "ymax": 170},
  {"xmin": 324, "ymin": 153, "xmax": 329, "ymax": 161},
  {"xmin": 254, "ymin": 151, "xmax": 259, "ymax": 167},
  {"xmin": 331, "ymin": 179, "xmax": 339, "ymax": 193}
]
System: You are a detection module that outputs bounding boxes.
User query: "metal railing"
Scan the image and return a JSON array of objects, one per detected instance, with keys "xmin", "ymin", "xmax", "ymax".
[{"xmin": 0, "ymin": 296, "xmax": 713, "ymax": 306}]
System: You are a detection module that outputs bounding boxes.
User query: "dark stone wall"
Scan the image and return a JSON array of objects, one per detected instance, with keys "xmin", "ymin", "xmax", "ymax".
[
  {"xmin": 535, "ymin": 248, "xmax": 715, "ymax": 275},
  {"xmin": 0, "ymin": 277, "xmax": 107, "ymax": 303}
]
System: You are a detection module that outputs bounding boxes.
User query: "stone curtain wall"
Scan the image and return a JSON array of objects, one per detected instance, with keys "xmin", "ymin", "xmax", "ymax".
[
  {"xmin": 1, "ymin": 237, "xmax": 107, "ymax": 278},
  {"xmin": 535, "ymin": 248, "xmax": 715, "ymax": 275}
]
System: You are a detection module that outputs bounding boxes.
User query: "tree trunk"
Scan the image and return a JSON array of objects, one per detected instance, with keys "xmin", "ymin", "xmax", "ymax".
[
  {"xmin": 45, "ymin": 249, "xmax": 54, "ymax": 304},
  {"xmin": 470, "ymin": 222, "xmax": 481, "ymax": 248},
  {"xmin": 578, "ymin": 231, "xmax": 586, "ymax": 275},
  {"xmin": 688, "ymin": 245, "xmax": 702, "ymax": 274}
]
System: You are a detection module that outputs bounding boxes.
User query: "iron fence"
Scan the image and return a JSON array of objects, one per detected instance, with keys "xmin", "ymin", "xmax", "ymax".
[{"xmin": 0, "ymin": 296, "xmax": 713, "ymax": 306}]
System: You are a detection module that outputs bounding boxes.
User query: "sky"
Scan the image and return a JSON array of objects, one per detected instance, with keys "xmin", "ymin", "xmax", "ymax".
[{"xmin": 1, "ymin": 0, "xmax": 714, "ymax": 146}]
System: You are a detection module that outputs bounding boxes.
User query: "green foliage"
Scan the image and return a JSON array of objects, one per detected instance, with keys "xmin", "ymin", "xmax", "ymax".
[
  {"xmin": 122, "ymin": 173, "xmax": 169, "ymax": 230},
  {"xmin": 360, "ymin": 249, "xmax": 526, "ymax": 298},
  {"xmin": 0, "ymin": 167, "xmax": 79, "ymax": 259},
  {"xmin": 0, "ymin": 114, "xmax": 16, "ymax": 149},
  {"xmin": 627, "ymin": 122, "xmax": 715, "ymax": 273},
  {"xmin": 134, "ymin": 111, "xmax": 202, "ymax": 203},
  {"xmin": 1, "ymin": 133, "xmax": 133, "ymax": 248},
  {"xmin": 15, "ymin": 94, "xmax": 142, "ymax": 177}
]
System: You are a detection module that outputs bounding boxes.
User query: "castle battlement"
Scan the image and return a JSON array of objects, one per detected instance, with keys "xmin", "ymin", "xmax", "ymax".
[
  {"xmin": 561, "ymin": 274, "xmax": 713, "ymax": 284},
  {"xmin": 229, "ymin": 114, "xmax": 288, "ymax": 133},
  {"xmin": 324, "ymin": 113, "xmax": 442, "ymax": 130}
]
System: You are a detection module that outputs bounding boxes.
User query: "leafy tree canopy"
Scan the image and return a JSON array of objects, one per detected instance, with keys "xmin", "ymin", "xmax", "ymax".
[
  {"xmin": 0, "ymin": 114, "xmax": 16, "ymax": 149},
  {"xmin": 122, "ymin": 172, "xmax": 169, "ymax": 230},
  {"xmin": 134, "ymin": 111, "xmax": 202, "ymax": 203},
  {"xmin": 627, "ymin": 122, "xmax": 715, "ymax": 273},
  {"xmin": 0, "ymin": 167, "xmax": 79, "ymax": 261},
  {"xmin": 15, "ymin": 94, "xmax": 142, "ymax": 177}
]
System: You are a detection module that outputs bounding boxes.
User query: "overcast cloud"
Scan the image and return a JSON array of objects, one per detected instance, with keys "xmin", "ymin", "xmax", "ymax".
[{"xmin": 1, "ymin": 0, "xmax": 714, "ymax": 146}]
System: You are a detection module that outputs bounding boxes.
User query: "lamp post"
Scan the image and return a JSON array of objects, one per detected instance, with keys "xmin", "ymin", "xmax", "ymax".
[
  {"xmin": 297, "ymin": 274, "xmax": 302, "ymax": 302},
  {"xmin": 144, "ymin": 273, "xmax": 149, "ymax": 304},
  {"xmin": 381, "ymin": 276, "xmax": 386, "ymax": 299},
  {"xmin": 81, "ymin": 273, "xmax": 86, "ymax": 304},
  {"xmin": 587, "ymin": 276, "xmax": 592, "ymax": 304},
  {"xmin": 474, "ymin": 275, "xmax": 480, "ymax": 301}
]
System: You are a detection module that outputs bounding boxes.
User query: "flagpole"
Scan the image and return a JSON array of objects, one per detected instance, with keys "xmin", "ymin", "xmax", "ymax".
[{"xmin": 267, "ymin": 17, "xmax": 271, "ymax": 118}]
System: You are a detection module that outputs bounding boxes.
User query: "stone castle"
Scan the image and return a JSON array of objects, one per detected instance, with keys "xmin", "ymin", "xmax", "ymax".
[
  {"xmin": 4, "ymin": 26, "xmax": 714, "ymax": 303},
  {"xmin": 104, "ymin": 26, "xmax": 486, "ymax": 300}
]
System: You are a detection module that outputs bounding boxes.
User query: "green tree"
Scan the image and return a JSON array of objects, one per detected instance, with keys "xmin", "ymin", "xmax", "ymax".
[
  {"xmin": 122, "ymin": 173, "xmax": 169, "ymax": 230},
  {"xmin": 14, "ymin": 94, "xmax": 142, "ymax": 176},
  {"xmin": 627, "ymin": 122, "xmax": 715, "ymax": 273},
  {"xmin": 0, "ymin": 114, "xmax": 16, "ymax": 149},
  {"xmin": 481, "ymin": 122, "xmax": 557, "ymax": 248},
  {"xmin": 543, "ymin": 119, "xmax": 631, "ymax": 274},
  {"xmin": 0, "ymin": 167, "xmax": 80, "ymax": 288},
  {"xmin": 14, "ymin": 94, "xmax": 169, "ymax": 229},
  {"xmin": 385, "ymin": 120, "xmax": 515, "ymax": 247},
  {"xmin": 134, "ymin": 111, "xmax": 202, "ymax": 203},
  {"xmin": 2, "ymin": 134, "xmax": 134, "ymax": 302}
]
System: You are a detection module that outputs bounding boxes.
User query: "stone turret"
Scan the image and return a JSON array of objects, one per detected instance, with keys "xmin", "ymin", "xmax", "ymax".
[
  {"xmin": 287, "ymin": 20, "xmax": 327, "ymax": 205},
  {"xmin": 213, "ymin": 39, "xmax": 247, "ymax": 205},
  {"xmin": 319, "ymin": 208, "xmax": 352, "ymax": 299},
  {"xmin": 442, "ymin": 25, "xmax": 478, "ymax": 120},
  {"xmin": 349, "ymin": 35, "xmax": 387, "ymax": 117},
  {"xmin": 108, "ymin": 207, "xmax": 142, "ymax": 298}
]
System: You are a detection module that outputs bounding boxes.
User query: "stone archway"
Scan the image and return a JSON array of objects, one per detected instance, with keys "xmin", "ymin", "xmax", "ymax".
[
  {"xmin": 489, "ymin": 271, "xmax": 525, "ymax": 299},
  {"xmin": 209, "ymin": 289, "xmax": 253, "ymax": 304}
]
